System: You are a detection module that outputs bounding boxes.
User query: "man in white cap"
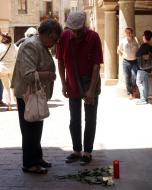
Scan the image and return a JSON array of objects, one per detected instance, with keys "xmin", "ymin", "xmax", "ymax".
[{"xmin": 56, "ymin": 11, "xmax": 103, "ymax": 165}]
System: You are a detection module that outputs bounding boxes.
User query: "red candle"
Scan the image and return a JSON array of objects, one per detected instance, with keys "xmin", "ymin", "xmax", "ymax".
[{"xmin": 113, "ymin": 160, "xmax": 120, "ymax": 178}]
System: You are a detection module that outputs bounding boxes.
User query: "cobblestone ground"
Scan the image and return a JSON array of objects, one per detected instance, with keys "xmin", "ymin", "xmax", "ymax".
[{"xmin": 1, "ymin": 70, "xmax": 152, "ymax": 189}]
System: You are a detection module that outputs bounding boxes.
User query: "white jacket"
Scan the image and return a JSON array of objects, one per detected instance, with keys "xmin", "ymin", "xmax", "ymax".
[{"xmin": 0, "ymin": 43, "xmax": 17, "ymax": 73}]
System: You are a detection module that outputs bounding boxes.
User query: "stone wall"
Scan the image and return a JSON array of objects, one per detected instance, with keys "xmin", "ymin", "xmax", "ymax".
[
  {"xmin": 136, "ymin": 15, "xmax": 152, "ymax": 44},
  {"xmin": 0, "ymin": 0, "xmax": 11, "ymax": 32},
  {"xmin": 11, "ymin": 0, "xmax": 40, "ymax": 27}
]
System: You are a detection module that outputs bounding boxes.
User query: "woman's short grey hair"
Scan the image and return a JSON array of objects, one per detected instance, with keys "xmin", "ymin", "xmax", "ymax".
[
  {"xmin": 38, "ymin": 19, "xmax": 62, "ymax": 37},
  {"xmin": 24, "ymin": 27, "xmax": 37, "ymax": 38}
]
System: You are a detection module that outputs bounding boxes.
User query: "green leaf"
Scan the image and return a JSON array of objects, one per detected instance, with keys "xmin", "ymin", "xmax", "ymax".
[{"xmin": 55, "ymin": 166, "xmax": 114, "ymax": 186}]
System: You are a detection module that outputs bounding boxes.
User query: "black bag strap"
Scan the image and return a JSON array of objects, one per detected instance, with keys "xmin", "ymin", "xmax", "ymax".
[{"xmin": 0, "ymin": 44, "xmax": 11, "ymax": 62}]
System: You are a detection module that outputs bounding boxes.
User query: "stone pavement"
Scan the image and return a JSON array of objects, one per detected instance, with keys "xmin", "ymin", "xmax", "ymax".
[{"xmin": 1, "ymin": 75, "xmax": 152, "ymax": 190}]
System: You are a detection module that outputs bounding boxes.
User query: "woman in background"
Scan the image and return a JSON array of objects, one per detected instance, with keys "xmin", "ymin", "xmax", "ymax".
[{"xmin": 0, "ymin": 33, "xmax": 17, "ymax": 110}]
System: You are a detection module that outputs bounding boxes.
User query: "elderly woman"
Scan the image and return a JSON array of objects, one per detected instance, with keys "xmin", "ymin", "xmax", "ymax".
[{"xmin": 11, "ymin": 19, "xmax": 62, "ymax": 174}]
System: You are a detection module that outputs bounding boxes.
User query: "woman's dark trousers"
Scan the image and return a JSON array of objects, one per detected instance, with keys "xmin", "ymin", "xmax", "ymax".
[
  {"xmin": 69, "ymin": 97, "xmax": 98, "ymax": 153},
  {"xmin": 17, "ymin": 98, "xmax": 43, "ymax": 168},
  {"xmin": 123, "ymin": 59, "xmax": 138, "ymax": 95}
]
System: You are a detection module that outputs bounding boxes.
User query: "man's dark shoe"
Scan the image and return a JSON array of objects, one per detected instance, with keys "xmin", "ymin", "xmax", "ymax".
[
  {"xmin": 65, "ymin": 153, "xmax": 81, "ymax": 163},
  {"xmin": 80, "ymin": 155, "xmax": 92, "ymax": 166},
  {"xmin": 22, "ymin": 165, "xmax": 48, "ymax": 174},
  {"xmin": 40, "ymin": 159, "xmax": 52, "ymax": 168}
]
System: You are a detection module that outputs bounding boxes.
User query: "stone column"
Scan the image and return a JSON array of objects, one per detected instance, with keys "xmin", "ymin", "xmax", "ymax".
[
  {"xmin": 119, "ymin": 0, "xmax": 136, "ymax": 38},
  {"xmin": 117, "ymin": 0, "xmax": 136, "ymax": 95},
  {"xmin": 59, "ymin": 0, "xmax": 65, "ymax": 27},
  {"xmin": 103, "ymin": 2, "xmax": 118, "ymax": 84}
]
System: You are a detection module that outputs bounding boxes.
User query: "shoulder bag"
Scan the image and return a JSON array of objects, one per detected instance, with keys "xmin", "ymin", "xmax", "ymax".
[
  {"xmin": 24, "ymin": 71, "xmax": 50, "ymax": 122},
  {"xmin": 0, "ymin": 44, "xmax": 11, "ymax": 61}
]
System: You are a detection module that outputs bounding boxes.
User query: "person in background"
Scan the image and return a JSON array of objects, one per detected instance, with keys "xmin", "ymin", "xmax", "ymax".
[
  {"xmin": 15, "ymin": 27, "xmax": 38, "ymax": 48},
  {"xmin": 0, "ymin": 30, "xmax": 4, "ymax": 106},
  {"xmin": 11, "ymin": 20, "xmax": 62, "ymax": 174},
  {"xmin": 136, "ymin": 30, "xmax": 152, "ymax": 105},
  {"xmin": 0, "ymin": 33, "xmax": 17, "ymax": 110},
  {"xmin": 56, "ymin": 11, "xmax": 103, "ymax": 165},
  {"xmin": 117, "ymin": 27, "xmax": 139, "ymax": 99},
  {"xmin": 0, "ymin": 29, "xmax": 10, "ymax": 107},
  {"xmin": 0, "ymin": 80, "xmax": 5, "ymax": 106}
]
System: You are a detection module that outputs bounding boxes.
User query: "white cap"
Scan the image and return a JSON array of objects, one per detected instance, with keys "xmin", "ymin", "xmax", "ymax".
[{"xmin": 24, "ymin": 27, "xmax": 37, "ymax": 38}]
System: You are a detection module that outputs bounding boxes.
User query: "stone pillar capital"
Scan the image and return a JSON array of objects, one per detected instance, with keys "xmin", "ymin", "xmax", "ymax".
[
  {"xmin": 118, "ymin": 0, "xmax": 136, "ymax": 4},
  {"xmin": 98, "ymin": 0, "xmax": 118, "ymax": 10},
  {"xmin": 102, "ymin": 2, "xmax": 118, "ymax": 11},
  {"xmin": 98, "ymin": 0, "xmax": 103, "ymax": 7}
]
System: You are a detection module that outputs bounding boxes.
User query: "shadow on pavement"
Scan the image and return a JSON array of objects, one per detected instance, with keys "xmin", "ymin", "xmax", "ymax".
[
  {"xmin": 0, "ymin": 147, "xmax": 152, "ymax": 190},
  {"xmin": 48, "ymin": 99, "xmax": 65, "ymax": 108},
  {"xmin": 0, "ymin": 103, "xmax": 18, "ymax": 112},
  {"xmin": 48, "ymin": 103, "xmax": 64, "ymax": 108},
  {"xmin": 0, "ymin": 101, "xmax": 64, "ymax": 111}
]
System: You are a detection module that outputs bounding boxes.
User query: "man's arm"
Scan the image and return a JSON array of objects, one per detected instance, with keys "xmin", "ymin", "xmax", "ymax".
[
  {"xmin": 58, "ymin": 59, "xmax": 68, "ymax": 97},
  {"xmin": 117, "ymin": 39, "xmax": 124, "ymax": 56},
  {"xmin": 84, "ymin": 32, "xmax": 103, "ymax": 104},
  {"xmin": 84, "ymin": 64, "xmax": 100, "ymax": 105},
  {"xmin": 117, "ymin": 46, "xmax": 123, "ymax": 56}
]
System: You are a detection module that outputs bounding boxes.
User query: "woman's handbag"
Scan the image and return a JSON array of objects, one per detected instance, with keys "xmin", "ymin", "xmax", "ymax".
[{"xmin": 24, "ymin": 71, "xmax": 50, "ymax": 122}]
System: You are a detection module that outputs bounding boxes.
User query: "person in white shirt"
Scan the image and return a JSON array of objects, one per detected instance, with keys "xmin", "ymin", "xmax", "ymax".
[
  {"xmin": 0, "ymin": 33, "xmax": 17, "ymax": 110},
  {"xmin": 117, "ymin": 27, "xmax": 139, "ymax": 99}
]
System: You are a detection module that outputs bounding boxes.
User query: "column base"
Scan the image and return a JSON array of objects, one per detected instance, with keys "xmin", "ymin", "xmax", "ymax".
[
  {"xmin": 102, "ymin": 78, "xmax": 128, "ymax": 97},
  {"xmin": 103, "ymin": 79, "xmax": 118, "ymax": 85},
  {"xmin": 115, "ymin": 86, "xmax": 128, "ymax": 97}
]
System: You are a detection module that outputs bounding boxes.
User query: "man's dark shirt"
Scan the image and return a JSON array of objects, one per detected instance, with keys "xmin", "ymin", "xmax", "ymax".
[
  {"xmin": 136, "ymin": 43, "xmax": 152, "ymax": 57},
  {"xmin": 56, "ymin": 28, "xmax": 103, "ymax": 98},
  {"xmin": 136, "ymin": 43, "xmax": 152, "ymax": 71}
]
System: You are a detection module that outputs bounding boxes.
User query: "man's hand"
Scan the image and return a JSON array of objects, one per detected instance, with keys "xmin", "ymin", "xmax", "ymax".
[
  {"xmin": 84, "ymin": 90, "xmax": 95, "ymax": 105},
  {"xmin": 62, "ymin": 84, "xmax": 69, "ymax": 98},
  {"xmin": 49, "ymin": 72, "xmax": 56, "ymax": 81}
]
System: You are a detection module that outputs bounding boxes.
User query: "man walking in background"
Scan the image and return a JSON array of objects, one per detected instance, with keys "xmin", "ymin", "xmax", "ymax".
[{"xmin": 117, "ymin": 27, "xmax": 139, "ymax": 99}]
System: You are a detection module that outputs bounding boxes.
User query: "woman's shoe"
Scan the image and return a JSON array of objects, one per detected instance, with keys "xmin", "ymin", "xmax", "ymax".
[
  {"xmin": 40, "ymin": 159, "xmax": 52, "ymax": 168},
  {"xmin": 22, "ymin": 165, "xmax": 48, "ymax": 174}
]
